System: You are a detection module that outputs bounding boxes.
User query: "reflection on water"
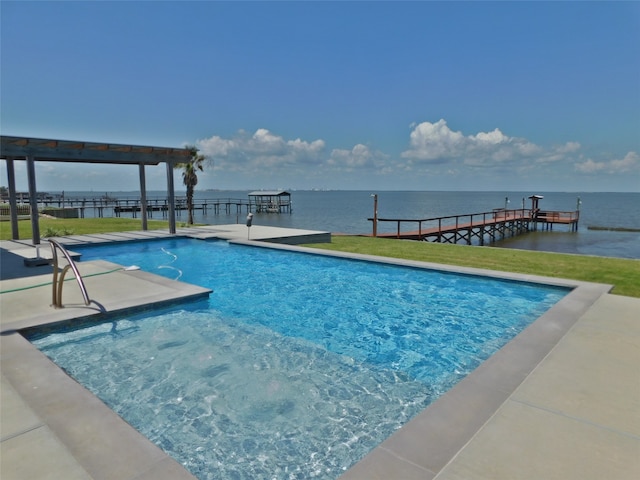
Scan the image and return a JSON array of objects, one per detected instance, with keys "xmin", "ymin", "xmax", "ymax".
[{"xmin": 494, "ymin": 229, "xmax": 640, "ymax": 259}]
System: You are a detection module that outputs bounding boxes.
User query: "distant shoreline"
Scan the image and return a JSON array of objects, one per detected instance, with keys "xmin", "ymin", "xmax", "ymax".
[
  {"xmin": 3, "ymin": 189, "xmax": 640, "ymax": 197},
  {"xmin": 588, "ymin": 226, "xmax": 640, "ymax": 233}
]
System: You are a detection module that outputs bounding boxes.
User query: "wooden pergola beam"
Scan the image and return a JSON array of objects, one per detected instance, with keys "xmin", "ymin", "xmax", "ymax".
[
  {"xmin": 1, "ymin": 135, "xmax": 192, "ymax": 243},
  {"xmin": 1, "ymin": 135, "xmax": 190, "ymax": 165}
]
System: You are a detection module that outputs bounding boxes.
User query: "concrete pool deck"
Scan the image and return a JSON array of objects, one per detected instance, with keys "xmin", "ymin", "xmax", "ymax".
[{"xmin": 1, "ymin": 226, "xmax": 638, "ymax": 479}]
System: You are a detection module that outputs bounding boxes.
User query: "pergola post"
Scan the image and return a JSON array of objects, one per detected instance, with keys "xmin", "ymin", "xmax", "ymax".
[
  {"xmin": 139, "ymin": 163, "xmax": 148, "ymax": 231},
  {"xmin": 166, "ymin": 161, "xmax": 176, "ymax": 234},
  {"xmin": 26, "ymin": 155, "xmax": 41, "ymax": 244},
  {"xmin": 5, "ymin": 158, "xmax": 20, "ymax": 239}
]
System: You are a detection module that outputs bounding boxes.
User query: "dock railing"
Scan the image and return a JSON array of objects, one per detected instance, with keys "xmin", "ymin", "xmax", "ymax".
[
  {"xmin": 368, "ymin": 208, "xmax": 531, "ymax": 239},
  {"xmin": 367, "ymin": 207, "xmax": 581, "ymax": 240},
  {"xmin": 6, "ymin": 194, "xmax": 298, "ymax": 218},
  {"xmin": 535, "ymin": 210, "xmax": 580, "ymax": 223},
  {"xmin": 27, "ymin": 195, "xmax": 256, "ymax": 218}
]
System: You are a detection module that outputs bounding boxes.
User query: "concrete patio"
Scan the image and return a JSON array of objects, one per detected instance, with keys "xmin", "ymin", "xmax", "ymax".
[{"xmin": 1, "ymin": 226, "xmax": 638, "ymax": 479}]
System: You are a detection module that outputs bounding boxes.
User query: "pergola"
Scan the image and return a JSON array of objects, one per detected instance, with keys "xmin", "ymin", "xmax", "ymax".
[{"xmin": 0, "ymin": 135, "xmax": 192, "ymax": 244}]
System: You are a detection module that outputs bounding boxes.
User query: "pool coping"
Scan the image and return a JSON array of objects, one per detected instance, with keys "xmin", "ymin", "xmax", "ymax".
[{"xmin": 1, "ymin": 233, "xmax": 615, "ymax": 480}]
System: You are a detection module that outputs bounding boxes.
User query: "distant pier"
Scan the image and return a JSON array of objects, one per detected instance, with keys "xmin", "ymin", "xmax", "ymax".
[
  {"xmin": 1, "ymin": 192, "xmax": 292, "ymax": 219},
  {"xmin": 368, "ymin": 208, "xmax": 579, "ymax": 245}
]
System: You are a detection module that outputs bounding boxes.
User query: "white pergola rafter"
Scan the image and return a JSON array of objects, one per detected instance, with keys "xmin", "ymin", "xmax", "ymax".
[{"xmin": 1, "ymin": 135, "xmax": 192, "ymax": 243}]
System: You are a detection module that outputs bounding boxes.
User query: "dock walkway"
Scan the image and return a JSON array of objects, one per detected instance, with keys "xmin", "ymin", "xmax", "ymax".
[{"xmin": 370, "ymin": 208, "xmax": 579, "ymax": 245}]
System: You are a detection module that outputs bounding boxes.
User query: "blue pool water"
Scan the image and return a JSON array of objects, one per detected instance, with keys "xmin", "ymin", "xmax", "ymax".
[{"xmin": 28, "ymin": 239, "xmax": 567, "ymax": 479}]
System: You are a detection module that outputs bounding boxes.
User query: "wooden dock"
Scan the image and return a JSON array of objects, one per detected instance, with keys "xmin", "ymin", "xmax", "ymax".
[
  {"xmin": 369, "ymin": 208, "xmax": 579, "ymax": 245},
  {"xmin": 4, "ymin": 195, "xmax": 285, "ymax": 219},
  {"xmin": 113, "ymin": 198, "xmax": 256, "ymax": 218}
]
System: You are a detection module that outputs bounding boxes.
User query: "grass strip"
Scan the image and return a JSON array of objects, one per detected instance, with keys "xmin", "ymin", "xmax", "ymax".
[
  {"xmin": 0, "ymin": 217, "xmax": 171, "ymax": 240},
  {"xmin": 303, "ymin": 236, "xmax": 640, "ymax": 298}
]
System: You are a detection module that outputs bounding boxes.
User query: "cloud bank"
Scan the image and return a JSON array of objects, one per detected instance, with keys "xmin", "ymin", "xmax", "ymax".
[
  {"xmin": 575, "ymin": 152, "xmax": 639, "ymax": 174},
  {"xmin": 197, "ymin": 128, "xmax": 325, "ymax": 172},
  {"xmin": 2, "ymin": 119, "xmax": 635, "ymax": 191},
  {"xmin": 197, "ymin": 129, "xmax": 388, "ymax": 176},
  {"xmin": 400, "ymin": 119, "xmax": 581, "ymax": 168},
  {"xmin": 193, "ymin": 120, "xmax": 638, "ymax": 189}
]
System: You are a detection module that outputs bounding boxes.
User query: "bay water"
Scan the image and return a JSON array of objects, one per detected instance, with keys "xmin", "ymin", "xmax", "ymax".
[{"xmin": 62, "ymin": 190, "xmax": 640, "ymax": 259}]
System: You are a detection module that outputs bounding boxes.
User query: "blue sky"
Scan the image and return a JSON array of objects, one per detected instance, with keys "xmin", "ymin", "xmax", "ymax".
[{"xmin": 1, "ymin": 1, "xmax": 639, "ymax": 192}]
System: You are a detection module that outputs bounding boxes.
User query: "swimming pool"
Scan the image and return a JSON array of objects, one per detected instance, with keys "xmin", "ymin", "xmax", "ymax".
[{"xmin": 27, "ymin": 238, "xmax": 568, "ymax": 479}]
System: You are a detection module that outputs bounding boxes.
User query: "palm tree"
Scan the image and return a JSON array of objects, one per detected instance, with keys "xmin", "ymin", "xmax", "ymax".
[{"xmin": 175, "ymin": 146, "xmax": 205, "ymax": 225}]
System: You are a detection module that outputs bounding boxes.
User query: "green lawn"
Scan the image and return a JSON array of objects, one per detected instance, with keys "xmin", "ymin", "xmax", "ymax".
[
  {"xmin": 304, "ymin": 236, "xmax": 640, "ymax": 298},
  {"xmin": 0, "ymin": 217, "xmax": 171, "ymax": 240}
]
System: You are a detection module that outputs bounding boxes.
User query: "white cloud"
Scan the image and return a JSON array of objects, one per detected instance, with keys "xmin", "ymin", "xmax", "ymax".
[
  {"xmin": 558, "ymin": 141, "xmax": 581, "ymax": 153},
  {"xmin": 196, "ymin": 129, "xmax": 325, "ymax": 172},
  {"xmin": 401, "ymin": 119, "xmax": 465, "ymax": 162},
  {"xmin": 401, "ymin": 119, "xmax": 561, "ymax": 168},
  {"xmin": 465, "ymin": 128, "xmax": 540, "ymax": 165},
  {"xmin": 328, "ymin": 144, "xmax": 389, "ymax": 171},
  {"xmin": 574, "ymin": 159, "xmax": 601, "ymax": 173},
  {"xmin": 286, "ymin": 136, "xmax": 326, "ymax": 164},
  {"xmin": 611, "ymin": 152, "xmax": 640, "ymax": 172},
  {"xmin": 575, "ymin": 151, "xmax": 640, "ymax": 174},
  {"xmin": 536, "ymin": 142, "xmax": 582, "ymax": 164},
  {"xmin": 196, "ymin": 134, "xmax": 238, "ymax": 157}
]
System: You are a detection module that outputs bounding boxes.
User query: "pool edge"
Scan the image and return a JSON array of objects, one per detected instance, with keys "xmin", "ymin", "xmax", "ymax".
[{"xmin": 337, "ymin": 278, "xmax": 612, "ymax": 479}]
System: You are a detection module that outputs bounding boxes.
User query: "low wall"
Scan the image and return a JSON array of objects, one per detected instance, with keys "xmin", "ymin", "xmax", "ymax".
[
  {"xmin": 41, "ymin": 208, "xmax": 79, "ymax": 219},
  {"xmin": 0, "ymin": 204, "xmax": 31, "ymax": 216}
]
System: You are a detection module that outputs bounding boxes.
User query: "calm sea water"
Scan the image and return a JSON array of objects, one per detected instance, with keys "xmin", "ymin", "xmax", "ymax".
[{"xmin": 64, "ymin": 190, "xmax": 640, "ymax": 259}]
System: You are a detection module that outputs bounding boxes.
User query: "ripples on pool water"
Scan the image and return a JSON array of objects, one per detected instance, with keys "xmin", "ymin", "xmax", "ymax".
[{"xmin": 28, "ymin": 239, "xmax": 567, "ymax": 479}]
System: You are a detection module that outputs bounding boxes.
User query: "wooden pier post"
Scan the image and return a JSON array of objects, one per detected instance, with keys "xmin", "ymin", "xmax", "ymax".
[{"xmin": 372, "ymin": 194, "xmax": 378, "ymax": 237}]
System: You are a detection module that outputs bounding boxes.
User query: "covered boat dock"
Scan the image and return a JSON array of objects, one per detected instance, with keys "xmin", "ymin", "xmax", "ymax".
[{"xmin": 248, "ymin": 190, "xmax": 292, "ymax": 213}]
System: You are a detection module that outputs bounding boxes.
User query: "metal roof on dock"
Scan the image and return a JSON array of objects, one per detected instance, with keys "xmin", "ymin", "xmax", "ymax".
[{"xmin": 248, "ymin": 190, "xmax": 290, "ymax": 196}]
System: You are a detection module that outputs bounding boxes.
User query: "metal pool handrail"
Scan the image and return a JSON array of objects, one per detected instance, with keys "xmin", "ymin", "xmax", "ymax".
[{"xmin": 48, "ymin": 239, "xmax": 91, "ymax": 308}]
